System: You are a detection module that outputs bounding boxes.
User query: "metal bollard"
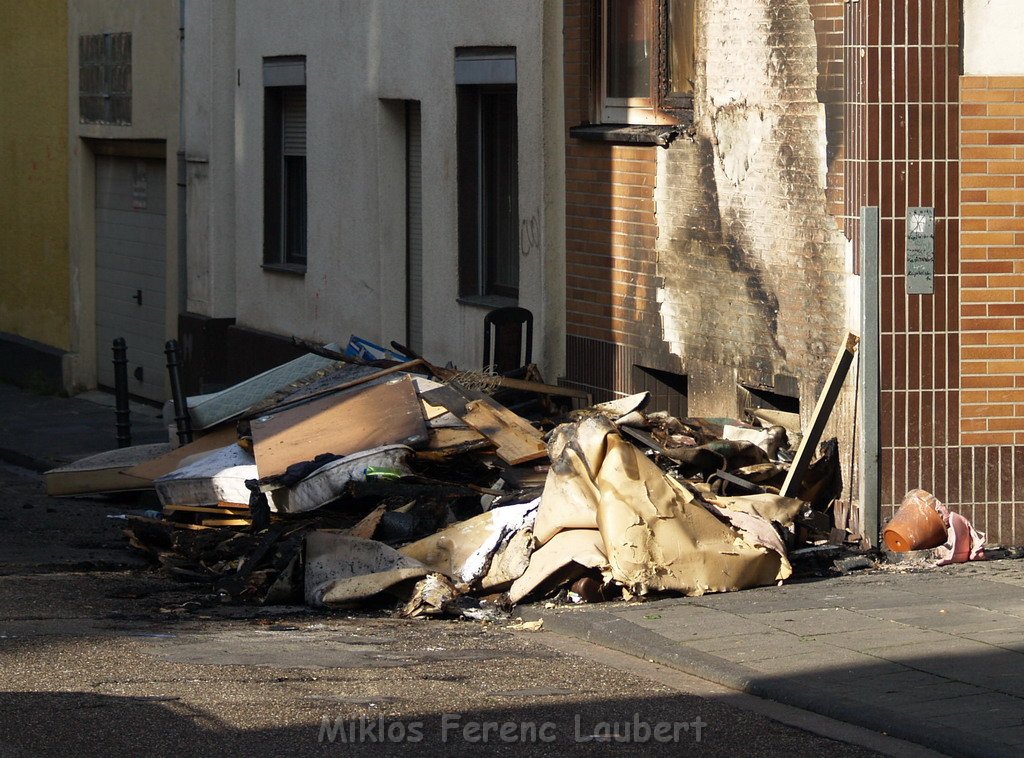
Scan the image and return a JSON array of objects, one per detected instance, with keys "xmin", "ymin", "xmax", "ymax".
[
  {"xmin": 164, "ymin": 339, "xmax": 193, "ymax": 445},
  {"xmin": 112, "ymin": 337, "xmax": 132, "ymax": 448}
]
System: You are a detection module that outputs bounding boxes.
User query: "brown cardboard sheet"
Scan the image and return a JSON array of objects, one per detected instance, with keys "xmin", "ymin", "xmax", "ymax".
[{"xmin": 530, "ymin": 416, "xmax": 791, "ymax": 598}]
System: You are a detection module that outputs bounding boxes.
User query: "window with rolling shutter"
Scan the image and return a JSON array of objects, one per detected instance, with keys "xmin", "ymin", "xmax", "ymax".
[{"xmin": 263, "ymin": 57, "xmax": 307, "ymax": 269}]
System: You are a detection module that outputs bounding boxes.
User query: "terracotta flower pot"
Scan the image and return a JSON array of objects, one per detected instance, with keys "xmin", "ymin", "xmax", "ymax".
[{"xmin": 883, "ymin": 489, "xmax": 948, "ymax": 552}]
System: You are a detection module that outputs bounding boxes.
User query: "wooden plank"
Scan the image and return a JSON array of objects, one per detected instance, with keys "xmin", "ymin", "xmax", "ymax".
[
  {"xmin": 421, "ymin": 398, "xmax": 450, "ymax": 421},
  {"xmin": 426, "ymin": 427, "xmax": 489, "ymax": 450},
  {"xmin": 421, "ymin": 383, "xmax": 546, "ymax": 464},
  {"xmin": 780, "ymin": 333, "xmax": 860, "ymax": 498},
  {"xmin": 247, "ymin": 359, "xmax": 429, "ymax": 418},
  {"xmin": 122, "ymin": 425, "xmax": 238, "ymax": 482},
  {"xmin": 420, "ymin": 384, "xmax": 470, "ymax": 417},
  {"xmin": 422, "ymin": 382, "xmax": 543, "ymax": 441},
  {"xmin": 461, "ymin": 399, "xmax": 547, "ymax": 465},
  {"xmin": 163, "ymin": 504, "xmax": 251, "ymax": 516},
  {"xmin": 201, "ymin": 518, "xmax": 252, "ymax": 527},
  {"xmin": 250, "ymin": 375, "xmax": 428, "ymax": 479}
]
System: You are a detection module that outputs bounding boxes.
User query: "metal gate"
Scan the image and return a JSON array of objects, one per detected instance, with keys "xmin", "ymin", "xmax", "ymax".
[{"xmin": 94, "ymin": 156, "xmax": 167, "ymax": 401}]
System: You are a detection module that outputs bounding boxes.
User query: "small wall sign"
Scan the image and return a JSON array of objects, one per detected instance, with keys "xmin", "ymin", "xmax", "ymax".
[{"xmin": 906, "ymin": 206, "xmax": 934, "ymax": 295}]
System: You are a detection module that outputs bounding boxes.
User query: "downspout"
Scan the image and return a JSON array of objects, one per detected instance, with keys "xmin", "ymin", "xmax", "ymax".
[
  {"xmin": 177, "ymin": 0, "xmax": 188, "ymax": 315},
  {"xmin": 859, "ymin": 207, "xmax": 881, "ymax": 546}
]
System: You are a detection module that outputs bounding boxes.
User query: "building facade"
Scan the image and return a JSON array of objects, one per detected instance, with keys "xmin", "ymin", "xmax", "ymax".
[
  {"xmin": 562, "ymin": 0, "xmax": 858, "ymax": 512},
  {"xmin": 179, "ymin": 0, "xmax": 566, "ymax": 391},
  {"xmin": 561, "ymin": 0, "xmax": 1024, "ymax": 545},
  {"xmin": 0, "ymin": 2, "xmax": 70, "ymax": 392},
  {"xmin": 64, "ymin": 0, "xmax": 182, "ymax": 402},
  {"xmin": 5, "ymin": 1, "xmax": 1024, "ymax": 545}
]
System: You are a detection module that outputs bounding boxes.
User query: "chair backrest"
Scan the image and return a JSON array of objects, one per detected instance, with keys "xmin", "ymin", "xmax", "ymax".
[{"xmin": 483, "ymin": 306, "xmax": 533, "ymax": 374}]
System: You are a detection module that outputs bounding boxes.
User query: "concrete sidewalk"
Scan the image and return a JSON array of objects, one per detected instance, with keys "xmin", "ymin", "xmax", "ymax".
[
  {"xmin": 0, "ymin": 382, "xmax": 166, "ymax": 471},
  {"xmin": 527, "ymin": 560, "xmax": 1024, "ymax": 758}
]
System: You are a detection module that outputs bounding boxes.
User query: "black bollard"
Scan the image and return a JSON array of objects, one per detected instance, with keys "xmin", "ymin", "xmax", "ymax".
[
  {"xmin": 165, "ymin": 339, "xmax": 193, "ymax": 445},
  {"xmin": 112, "ymin": 337, "xmax": 132, "ymax": 448}
]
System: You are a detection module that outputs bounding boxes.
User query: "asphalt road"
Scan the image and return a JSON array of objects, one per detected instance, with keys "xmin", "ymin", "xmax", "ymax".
[{"xmin": 0, "ymin": 461, "xmax": 899, "ymax": 757}]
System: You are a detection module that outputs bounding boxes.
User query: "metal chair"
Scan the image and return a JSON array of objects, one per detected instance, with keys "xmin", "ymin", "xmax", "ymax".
[{"xmin": 482, "ymin": 306, "xmax": 533, "ymax": 374}]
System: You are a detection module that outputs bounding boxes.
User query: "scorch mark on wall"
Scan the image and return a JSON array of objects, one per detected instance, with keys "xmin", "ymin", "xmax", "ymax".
[{"xmin": 655, "ymin": 0, "xmax": 847, "ymax": 397}]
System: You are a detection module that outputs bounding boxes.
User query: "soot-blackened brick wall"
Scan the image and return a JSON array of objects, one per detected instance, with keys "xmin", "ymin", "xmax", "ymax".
[{"xmin": 563, "ymin": 0, "xmax": 852, "ymax": 436}]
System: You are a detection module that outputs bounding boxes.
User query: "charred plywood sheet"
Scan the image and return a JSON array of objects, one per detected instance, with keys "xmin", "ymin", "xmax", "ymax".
[{"xmin": 251, "ymin": 376, "xmax": 428, "ymax": 479}]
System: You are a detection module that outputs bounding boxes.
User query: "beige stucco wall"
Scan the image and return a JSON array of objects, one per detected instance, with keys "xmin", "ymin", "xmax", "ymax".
[
  {"xmin": 183, "ymin": 0, "xmax": 236, "ymax": 319},
  {"xmin": 66, "ymin": 0, "xmax": 181, "ymax": 394},
  {"xmin": 0, "ymin": 2, "xmax": 70, "ymax": 350},
  {"xmin": 964, "ymin": 0, "xmax": 1024, "ymax": 75},
  {"xmin": 189, "ymin": 0, "xmax": 564, "ymax": 375}
]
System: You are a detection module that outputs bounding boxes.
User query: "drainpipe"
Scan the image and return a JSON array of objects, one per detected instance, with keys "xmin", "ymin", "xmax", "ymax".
[
  {"xmin": 177, "ymin": 0, "xmax": 188, "ymax": 315},
  {"xmin": 859, "ymin": 206, "xmax": 881, "ymax": 546}
]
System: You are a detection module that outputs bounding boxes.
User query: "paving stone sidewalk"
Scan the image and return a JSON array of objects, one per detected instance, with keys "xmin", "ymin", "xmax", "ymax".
[
  {"xmin": 529, "ymin": 561, "xmax": 1024, "ymax": 758},
  {"xmin": 0, "ymin": 382, "xmax": 166, "ymax": 471}
]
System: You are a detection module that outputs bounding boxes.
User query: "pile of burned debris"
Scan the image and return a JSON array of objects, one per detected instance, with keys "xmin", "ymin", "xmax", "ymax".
[{"xmin": 45, "ymin": 335, "xmax": 867, "ymax": 618}]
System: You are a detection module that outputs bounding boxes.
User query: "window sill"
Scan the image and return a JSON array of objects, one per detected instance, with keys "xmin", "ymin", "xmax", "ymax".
[
  {"xmin": 261, "ymin": 262, "xmax": 307, "ymax": 276},
  {"xmin": 569, "ymin": 123, "xmax": 685, "ymax": 148},
  {"xmin": 458, "ymin": 294, "xmax": 518, "ymax": 310}
]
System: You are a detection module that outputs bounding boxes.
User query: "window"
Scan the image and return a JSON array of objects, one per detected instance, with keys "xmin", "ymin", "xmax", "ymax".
[
  {"xmin": 263, "ymin": 57, "xmax": 307, "ymax": 269},
  {"xmin": 79, "ymin": 32, "xmax": 132, "ymax": 125},
  {"xmin": 456, "ymin": 49, "xmax": 520, "ymax": 301},
  {"xmin": 599, "ymin": 0, "xmax": 695, "ymax": 125}
]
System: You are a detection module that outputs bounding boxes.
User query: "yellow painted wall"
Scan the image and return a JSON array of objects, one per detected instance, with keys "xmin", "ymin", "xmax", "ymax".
[{"xmin": 0, "ymin": 1, "xmax": 70, "ymax": 350}]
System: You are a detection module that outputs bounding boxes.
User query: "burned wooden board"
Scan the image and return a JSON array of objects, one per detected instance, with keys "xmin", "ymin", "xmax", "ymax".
[
  {"xmin": 461, "ymin": 400, "xmax": 547, "ymax": 465},
  {"xmin": 44, "ymin": 443, "xmax": 170, "ymax": 496},
  {"xmin": 426, "ymin": 427, "xmax": 488, "ymax": 450},
  {"xmin": 780, "ymin": 333, "xmax": 859, "ymax": 498},
  {"xmin": 250, "ymin": 375, "xmax": 428, "ymax": 479},
  {"xmin": 122, "ymin": 425, "xmax": 238, "ymax": 482},
  {"xmin": 420, "ymin": 383, "xmax": 546, "ymax": 465}
]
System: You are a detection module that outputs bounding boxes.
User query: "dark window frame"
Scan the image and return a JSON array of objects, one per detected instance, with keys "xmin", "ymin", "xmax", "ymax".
[
  {"xmin": 263, "ymin": 57, "xmax": 307, "ymax": 271},
  {"xmin": 456, "ymin": 65, "xmax": 520, "ymax": 302}
]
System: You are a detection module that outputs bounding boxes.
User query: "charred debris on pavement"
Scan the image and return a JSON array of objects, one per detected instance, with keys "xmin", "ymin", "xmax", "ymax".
[{"xmin": 44, "ymin": 333, "xmax": 912, "ymax": 620}]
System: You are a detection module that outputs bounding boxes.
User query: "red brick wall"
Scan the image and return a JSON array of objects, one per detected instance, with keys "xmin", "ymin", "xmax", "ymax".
[
  {"xmin": 959, "ymin": 76, "xmax": 1024, "ymax": 446},
  {"xmin": 562, "ymin": 0, "xmax": 675, "ymax": 399},
  {"xmin": 564, "ymin": 142, "xmax": 659, "ymax": 347}
]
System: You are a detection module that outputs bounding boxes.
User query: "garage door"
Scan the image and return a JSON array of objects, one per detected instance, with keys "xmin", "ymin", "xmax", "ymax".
[{"xmin": 95, "ymin": 156, "xmax": 167, "ymax": 401}]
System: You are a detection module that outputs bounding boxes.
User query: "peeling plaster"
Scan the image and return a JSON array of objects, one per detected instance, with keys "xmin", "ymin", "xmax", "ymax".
[{"xmin": 712, "ymin": 100, "xmax": 770, "ymax": 186}]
